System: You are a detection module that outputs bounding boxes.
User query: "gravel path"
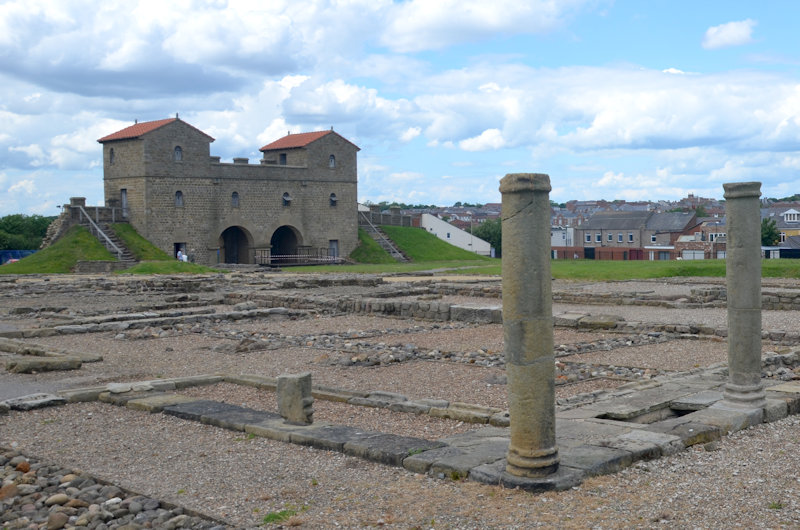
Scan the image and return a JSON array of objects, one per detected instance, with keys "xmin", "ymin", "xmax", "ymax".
[{"xmin": 2, "ymin": 274, "xmax": 800, "ymax": 528}]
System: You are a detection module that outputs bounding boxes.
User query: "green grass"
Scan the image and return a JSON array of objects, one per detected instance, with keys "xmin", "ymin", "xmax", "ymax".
[
  {"xmin": 380, "ymin": 225, "xmax": 491, "ymax": 262},
  {"xmin": 293, "ymin": 256, "xmax": 800, "ymax": 280},
  {"xmin": 116, "ymin": 261, "xmax": 220, "ymax": 275},
  {"xmin": 109, "ymin": 223, "xmax": 172, "ymax": 261},
  {"xmin": 349, "ymin": 228, "xmax": 397, "ymax": 263},
  {"xmin": 0, "ymin": 225, "xmax": 114, "ymax": 274}
]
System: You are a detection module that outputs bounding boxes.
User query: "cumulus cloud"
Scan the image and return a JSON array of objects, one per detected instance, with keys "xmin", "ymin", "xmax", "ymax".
[
  {"xmin": 400, "ymin": 127, "xmax": 422, "ymax": 142},
  {"xmin": 8, "ymin": 179, "xmax": 35, "ymax": 194},
  {"xmin": 459, "ymin": 129, "xmax": 506, "ymax": 151},
  {"xmin": 702, "ymin": 19, "xmax": 757, "ymax": 50},
  {"xmin": 388, "ymin": 171, "xmax": 425, "ymax": 182}
]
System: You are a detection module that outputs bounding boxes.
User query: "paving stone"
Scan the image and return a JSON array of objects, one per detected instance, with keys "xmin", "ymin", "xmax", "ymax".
[
  {"xmin": 162, "ymin": 400, "xmax": 233, "ymax": 422},
  {"xmin": 646, "ymin": 417, "xmax": 721, "ymax": 447},
  {"xmin": 245, "ymin": 419, "xmax": 312, "ymax": 443},
  {"xmin": 763, "ymin": 398, "xmax": 789, "ymax": 423},
  {"xmin": 1, "ymin": 393, "xmax": 66, "ymax": 411},
  {"xmin": 697, "ymin": 403, "xmax": 764, "ymax": 433},
  {"xmin": 388, "ymin": 401, "xmax": 431, "ymax": 414},
  {"xmin": 159, "ymin": 375, "xmax": 223, "ymax": 389},
  {"xmin": 439, "ymin": 426, "xmax": 509, "ymax": 447},
  {"xmin": 99, "ymin": 391, "xmax": 166, "ymax": 406},
  {"xmin": 201, "ymin": 406, "xmax": 280, "ymax": 431},
  {"xmin": 311, "ymin": 385, "xmax": 367, "ymax": 402},
  {"xmin": 591, "ymin": 385, "xmax": 701, "ymax": 421},
  {"xmin": 555, "ymin": 418, "xmax": 633, "ymax": 448},
  {"xmin": 343, "ymin": 433, "xmax": 443, "ymax": 466},
  {"xmin": 553, "ymin": 311, "xmax": 588, "ymax": 328},
  {"xmin": 670, "ymin": 390, "xmax": 724, "ymax": 411},
  {"xmin": 428, "ymin": 438, "xmax": 509, "ymax": 479},
  {"xmin": 126, "ymin": 394, "xmax": 199, "ymax": 413},
  {"xmin": 470, "ymin": 459, "xmax": 585, "ymax": 492},
  {"xmin": 58, "ymin": 386, "xmax": 109, "ymax": 402},
  {"xmin": 615, "ymin": 429, "xmax": 684, "ymax": 456},
  {"xmin": 402, "ymin": 446, "xmax": 466, "ymax": 474},
  {"xmin": 289, "ymin": 424, "xmax": 376, "ymax": 451},
  {"xmin": 222, "ymin": 374, "xmax": 277, "ymax": 391},
  {"xmin": 6, "ymin": 356, "xmax": 82, "ymax": 373},
  {"xmin": 559, "ymin": 444, "xmax": 635, "ymax": 476}
]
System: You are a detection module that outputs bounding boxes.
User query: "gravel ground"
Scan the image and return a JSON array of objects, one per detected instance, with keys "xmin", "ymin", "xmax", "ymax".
[{"xmin": 2, "ymin": 274, "xmax": 800, "ymax": 528}]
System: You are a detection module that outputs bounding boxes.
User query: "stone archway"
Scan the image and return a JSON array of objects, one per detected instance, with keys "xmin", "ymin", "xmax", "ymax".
[
  {"xmin": 270, "ymin": 225, "xmax": 302, "ymax": 263},
  {"xmin": 219, "ymin": 226, "xmax": 253, "ymax": 264}
]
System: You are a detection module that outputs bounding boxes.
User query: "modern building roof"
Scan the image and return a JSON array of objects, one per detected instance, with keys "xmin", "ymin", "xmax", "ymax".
[
  {"xmin": 580, "ymin": 211, "xmax": 650, "ymax": 230},
  {"xmin": 97, "ymin": 117, "xmax": 215, "ymax": 143},
  {"xmin": 646, "ymin": 211, "xmax": 696, "ymax": 232}
]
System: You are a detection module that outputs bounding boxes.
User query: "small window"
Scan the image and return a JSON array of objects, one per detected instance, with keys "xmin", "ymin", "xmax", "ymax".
[
  {"xmin": 595, "ymin": 233, "xmax": 601, "ymax": 243},
  {"xmin": 109, "ymin": 148, "xmax": 115, "ymax": 165},
  {"xmin": 780, "ymin": 232, "xmax": 786, "ymax": 242},
  {"xmin": 617, "ymin": 233, "xmax": 623, "ymax": 243},
  {"xmin": 282, "ymin": 192, "xmax": 292, "ymax": 206},
  {"xmin": 174, "ymin": 190, "xmax": 184, "ymax": 207},
  {"xmin": 231, "ymin": 191, "xmax": 239, "ymax": 208},
  {"xmin": 786, "ymin": 212, "xmax": 798, "ymax": 222},
  {"xmin": 446, "ymin": 232, "xmax": 451, "ymax": 239},
  {"xmin": 174, "ymin": 146, "xmax": 183, "ymax": 161},
  {"xmin": 651, "ymin": 235, "xmax": 657, "ymax": 243},
  {"xmin": 628, "ymin": 232, "xmax": 634, "ymax": 242},
  {"xmin": 585, "ymin": 233, "xmax": 591, "ymax": 243},
  {"xmin": 279, "ymin": 153, "xmax": 287, "ymax": 165},
  {"xmin": 607, "ymin": 233, "xmax": 613, "ymax": 242},
  {"xmin": 329, "ymin": 193, "xmax": 338, "ymax": 206},
  {"xmin": 329, "ymin": 154, "xmax": 336, "ymax": 168}
]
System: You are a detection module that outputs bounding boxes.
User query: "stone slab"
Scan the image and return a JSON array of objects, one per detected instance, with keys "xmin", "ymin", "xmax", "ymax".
[
  {"xmin": 126, "ymin": 394, "xmax": 198, "ymax": 413},
  {"xmin": 429, "ymin": 439, "xmax": 509, "ymax": 480},
  {"xmin": 1, "ymin": 393, "xmax": 66, "ymax": 411},
  {"xmin": 159, "ymin": 375, "xmax": 223, "ymax": 389},
  {"xmin": 646, "ymin": 417, "xmax": 721, "ymax": 447},
  {"xmin": 428, "ymin": 406, "xmax": 491, "ymax": 424},
  {"xmin": 555, "ymin": 418, "xmax": 633, "ymax": 448},
  {"xmin": 615, "ymin": 429, "xmax": 684, "ymax": 456},
  {"xmin": 6, "ymin": 356, "xmax": 82, "ymax": 373},
  {"xmin": 289, "ymin": 424, "xmax": 377, "ymax": 452},
  {"xmin": 162, "ymin": 400, "xmax": 235, "ymax": 422},
  {"xmin": 245, "ymin": 419, "xmax": 313, "ymax": 443},
  {"xmin": 591, "ymin": 385, "xmax": 701, "ymax": 421},
  {"xmin": 343, "ymin": 433, "xmax": 444, "ymax": 467},
  {"xmin": 670, "ymin": 390, "xmax": 724, "ymax": 411},
  {"xmin": 201, "ymin": 406, "xmax": 281, "ymax": 431},
  {"xmin": 559, "ymin": 444, "xmax": 634, "ymax": 476},
  {"xmin": 698, "ymin": 403, "xmax": 764, "ymax": 433},
  {"xmin": 312, "ymin": 386, "xmax": 368, "ymax": 402},
  {"xmin": 439, "ymin": 426, "xmax": 509, "ymax": 448},
  {"xmin": 222, "ymin": 374, "xmax": 277, "ymax": 390},
  {"xmin": 99, "ymin": 391, "xmax": 165, "ymax": 406},
  {"xmin": 470, "ymin": 459, "xmax": 584, "ymax": 492},
  {"xmin": 58, "ymin": 386, "xmax": 108, "ymax": 402},
  {"xmin": 763, "ymin": 399, "xmax": 788, "ymax": 423},
  {"xmin": 388, "ymin": 401, "xmax": 431, "ymax": 414},
  {"xmin": 402, "ymin": 446, "xmax": 466, "ymax": 474}
]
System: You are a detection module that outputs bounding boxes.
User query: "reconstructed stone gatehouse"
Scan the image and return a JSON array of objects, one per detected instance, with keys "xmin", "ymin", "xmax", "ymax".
[{"xmin": 98, "ymin": 117, "xmax": 359, "ymax": 265}]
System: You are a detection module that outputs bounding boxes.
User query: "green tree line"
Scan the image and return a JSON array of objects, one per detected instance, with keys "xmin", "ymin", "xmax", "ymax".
[{"xmin": 0, "ymin": 214, "xmax": 56, "ymax": 250}]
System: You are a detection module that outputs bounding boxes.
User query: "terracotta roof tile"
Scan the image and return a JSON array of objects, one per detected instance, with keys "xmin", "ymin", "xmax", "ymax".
[
  {"xmin": 97, "ymin": 118, "xmax": 177, "ymax": 142},
  {"xmin": 259, "ymin": 130, "xmax": 332, "ymax": 151}
]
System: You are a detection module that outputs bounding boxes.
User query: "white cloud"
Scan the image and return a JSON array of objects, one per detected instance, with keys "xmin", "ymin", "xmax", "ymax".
[
  {"xmin": 388, "ymin": 171, "xmax": 425, "ymax": 182},
  {"xmin": 8, "ymin": 178, "xmax": 35, "ymax": 194},
  {"xmin": 459, "ymin": 129, "xmax": 506, "ymax": 151},
  {"xmin": 702, "ymin": 19, "xmax": 756, "ymax": 50},
  {"xmin": 400, "ymin": 127, "xmax": 421, "ymax": 142},
  {"xmin": 9, "ymin": 144, "xmax": 46, "ymax": 166}
]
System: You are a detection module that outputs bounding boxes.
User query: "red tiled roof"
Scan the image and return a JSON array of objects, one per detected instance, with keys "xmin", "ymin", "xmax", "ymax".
[
  {"xmin": 97, "ymin": 118, "xmax": 177, "ymax": 142},
  {"xmin": 259, "ymin": 130, "xmax": 333, "ymax": 151}
]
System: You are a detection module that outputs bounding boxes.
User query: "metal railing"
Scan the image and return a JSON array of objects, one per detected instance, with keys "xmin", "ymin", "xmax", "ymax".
[
  {"xmin": 77, "ymin": 206, "xmax": 124, "ymax": 261},
  {"xmin": 254, "ymin": 247, "xmax": 344, "ymax": 266},
  {"xmin": 358, "ymin": 211, "xmax": 405, "ymax": 260}
]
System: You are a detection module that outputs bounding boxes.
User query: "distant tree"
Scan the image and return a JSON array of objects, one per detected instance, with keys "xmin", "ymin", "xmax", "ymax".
[
  {"xmin": 694, "ymin": 205, "xmax": 707, "ymax": 217},
  {"xmin": 761, "ymin": 218, "xmax": 780, "ymax": 246},
  {"xmin": 472, "ymin": 218, "xmax": 502, "ymax": 257},
  {"xmin": 0, "ymin": 214, "xmax": 55, "ymax": 250}
]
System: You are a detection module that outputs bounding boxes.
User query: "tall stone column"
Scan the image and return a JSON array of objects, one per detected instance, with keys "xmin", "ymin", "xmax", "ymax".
[
  {"xmin": 500, "ymin": 173, "xmax": 559, "ymax": 478},
  {"xmin": 722, "ymin": 181, "xmax": 766, "ymax": 409}
]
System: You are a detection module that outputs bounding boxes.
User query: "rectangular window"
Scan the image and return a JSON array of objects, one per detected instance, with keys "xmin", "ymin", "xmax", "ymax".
[
  {"xmin": 651, "ymin": 235, "xmax": 657, "ymax": 243},
  {"xmin": 279, "ymin": 153, "xmax": 287, "ymax": 165},
  {"xmin": 585, "ymin": 233, "xmax": 591, "ymax": 243},
  {"xmin": 607, "ymin": 233, "xmax": 613, "ymax": 242},
  {"xmin": 446, "ymin": 232, "xmax": 451, "ymax": 239},
  {"xmin": 595, "ymin": 233, "xmax": 601, "ymax": 243},
  {"xmin": 628, "ymin": 233, "xmax": 634, "ymax": 242},
  {"xmin": 617, "ymin": 233, "xmax": 623, "ymax": 242}
]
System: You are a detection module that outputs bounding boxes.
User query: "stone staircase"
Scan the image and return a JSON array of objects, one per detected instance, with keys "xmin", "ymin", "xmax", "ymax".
[
  {"xmin": 84, "ymin": 221, "xmax": 137, "ymax": 266},
  {"xmin": 359, "ymin": 214, "xmax": 409, "ymax": 262}
]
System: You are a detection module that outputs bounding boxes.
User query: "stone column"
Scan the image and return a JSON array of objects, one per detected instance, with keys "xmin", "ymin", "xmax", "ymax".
[
  {"xmin": 722, "ymin": 181, "xmax": 766, "ymax": 409},
  {"xmin": 277, "ymin": 372, "xmax": 314, "ymax": 424},
  {"xmin": 500, "ymin": 173, "xmax": 559, "ymax": 478}
]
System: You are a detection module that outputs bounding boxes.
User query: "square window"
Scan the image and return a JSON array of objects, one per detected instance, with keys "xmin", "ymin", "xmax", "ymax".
[{"xmin": 651, "ymin": 235, "xmax": 657, "ymax": 243}]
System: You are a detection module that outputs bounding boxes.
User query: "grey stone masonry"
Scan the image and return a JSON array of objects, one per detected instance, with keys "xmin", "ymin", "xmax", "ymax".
[
  {"xmin": 277, "ymin": 372, "xmax": 314, "ymax": 424},
  {"xmin": 500, "ymin": 173, "xmax": 560, "ymax": 478},
  {"xmin": 720, "ymin": 181, "xmax": 767, "ymax": 413}
]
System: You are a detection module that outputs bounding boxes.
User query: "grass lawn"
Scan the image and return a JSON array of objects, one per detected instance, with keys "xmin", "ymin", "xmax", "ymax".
[
  {"xmin": 109, "ymin": 223, "xmax": 172, "ymax": 261},
  {"xmin": 380, "ymin": 225, "xmax": 491, "ymax": 262},
  {"xmin": 0, "ymin": 226, "xmax": 114, "ymax": 274}
]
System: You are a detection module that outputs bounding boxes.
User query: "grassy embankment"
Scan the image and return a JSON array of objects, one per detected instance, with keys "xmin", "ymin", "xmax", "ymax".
[{"xmin": 0, "ymin": 223, "xmax": 219, "ymax": 275}]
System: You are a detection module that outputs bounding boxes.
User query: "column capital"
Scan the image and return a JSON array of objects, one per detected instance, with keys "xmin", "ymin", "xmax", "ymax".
[
  {"xmin": 723, "ymin": 181, "xmax": 761, "ymax": 200},
  {"xmin": 499, "ymin": 173, "xmax": 551, "ymax": 194}
]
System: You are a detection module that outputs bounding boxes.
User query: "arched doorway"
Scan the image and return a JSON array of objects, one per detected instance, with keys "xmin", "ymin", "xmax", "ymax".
[
  {"xmin": 219, "ymin": 226, "xmax": 252, "ymax": 264},
  {"xmin": 270, "ymin": 225, "xmax": 301, "ymax": 263}
]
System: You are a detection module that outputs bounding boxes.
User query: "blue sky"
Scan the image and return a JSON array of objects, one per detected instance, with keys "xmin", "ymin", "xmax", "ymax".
[{"xmin": 1, "ymin": 0, "xmax": 799, "ymax": 216}]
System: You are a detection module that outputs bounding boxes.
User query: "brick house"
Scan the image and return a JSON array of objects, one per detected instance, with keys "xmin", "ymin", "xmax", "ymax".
[{"xmin": 98, "ymin": 117, "xmax": 359, "ymax": 265}]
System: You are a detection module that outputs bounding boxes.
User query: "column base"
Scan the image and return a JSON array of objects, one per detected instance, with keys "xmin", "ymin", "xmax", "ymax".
[
  {"xmin": 722, "ymin": 381, "xmax": 766, "ymax": 410},
  {"xmin": 506, "ymin": 445, "xmax": 560, "ymax": 478}
]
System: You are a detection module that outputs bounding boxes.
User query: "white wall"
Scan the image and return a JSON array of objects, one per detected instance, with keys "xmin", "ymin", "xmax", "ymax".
[{"xmin": 420, "ymin": 213, "xmax": 492, "ymax": 255}]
